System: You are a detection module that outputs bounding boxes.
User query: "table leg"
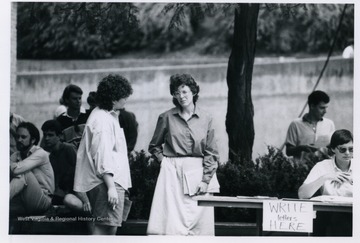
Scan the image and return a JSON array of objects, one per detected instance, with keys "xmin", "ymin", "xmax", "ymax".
[{"xmin": 256, "ymin": 209, "xmax": 263, "ymax": 236}]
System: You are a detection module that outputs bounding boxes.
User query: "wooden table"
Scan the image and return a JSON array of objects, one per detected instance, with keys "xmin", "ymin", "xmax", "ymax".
[{"xmin": 196, "ymin": 196, "xmax": 352, "ymax": 236}]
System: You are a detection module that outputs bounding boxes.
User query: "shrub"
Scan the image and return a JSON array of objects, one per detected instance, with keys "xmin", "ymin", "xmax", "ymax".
[
  {"xmin": 127, "ymin": 150, "xmax": 160, "ymax": 220},
  {"xmin": 254, "ymin": 146, "xmax": 312, "ymax": 198},
  {"xmin": 215, "ymin": 146, "xmax": 313, "ymax": 222}
]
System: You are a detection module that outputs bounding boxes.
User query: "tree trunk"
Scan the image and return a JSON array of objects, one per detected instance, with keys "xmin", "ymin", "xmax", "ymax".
[{"xmin": 226, "ymin": 3, "xmax": 259, "ymax": 163}]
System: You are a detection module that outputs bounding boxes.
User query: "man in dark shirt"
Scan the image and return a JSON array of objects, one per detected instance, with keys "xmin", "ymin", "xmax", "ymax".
[
  {"xmin": 41, "ymin": 120, "xmax": 77, "ymax": 205},
  {"xmin": 56, "ymin": 84, "xmax": 90, "ymax": 148}
]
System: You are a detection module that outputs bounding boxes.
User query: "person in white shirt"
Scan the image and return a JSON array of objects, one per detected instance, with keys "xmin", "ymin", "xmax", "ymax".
[
  {"xmin": 298, "ymin": 129, "xmax": 353, "ymax": 236},
  {"xmin": 10, "ymin": 122, "xmax": 54, "ymax": 216},
  {"xmin": 73, "ymin": 74, "xmax": 133, "ymax": 235},
  {"xmin": 298, "ymin": 129, "xmax": 353, "ymax": 199}
]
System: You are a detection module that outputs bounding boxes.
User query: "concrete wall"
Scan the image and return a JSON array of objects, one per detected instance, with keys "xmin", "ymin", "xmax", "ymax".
[
  {"xmin": 12, "ymin": 57, "xmax": 354, "ymax": 161},
  {"xmin": 14, "ymin": 57, "xmax": 353, "ymax": 105}
]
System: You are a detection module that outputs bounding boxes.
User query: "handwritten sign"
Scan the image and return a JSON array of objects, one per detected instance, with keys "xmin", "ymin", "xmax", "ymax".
[{"xmin": 262, "ymin": 200, "xmax": 313, "ymax": 233}]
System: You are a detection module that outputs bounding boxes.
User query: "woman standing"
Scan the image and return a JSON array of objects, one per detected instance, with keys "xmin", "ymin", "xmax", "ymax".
[
  {"xmin": 73, "ymin": 74, "xmax": 133, "ymax": 235},
  {"xmin": 147, "ymin": 74, "xmax": 220, "ymax": 235}
]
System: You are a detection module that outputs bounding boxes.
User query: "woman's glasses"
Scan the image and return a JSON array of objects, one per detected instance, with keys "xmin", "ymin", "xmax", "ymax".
[
  {"xmin": 336, "ymin": 146, "xmax": 353, "ymax": 153},
  {"xmin": 173, "ymin": 90, "xmax": 192, "ymax": 98}
]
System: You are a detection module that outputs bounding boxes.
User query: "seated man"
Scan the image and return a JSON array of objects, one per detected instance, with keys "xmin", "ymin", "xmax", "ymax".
[
  {"xmin": 285, "ymin": 90, "xmax": 335, "ymax": 165},
  {"xmin": 10, "ymin": 122, "xmax": 54, "ymax": 216},
  {"xmin": 56, "ymin": 84, "xmax": 90, "ymax": 149},
  {"xmin": 41, "ymin": 120, "xmax": 91, "ymax": 215},
  {"xmin": 41, "ymin": 120, "xmax": 77, "ymax": 205}
]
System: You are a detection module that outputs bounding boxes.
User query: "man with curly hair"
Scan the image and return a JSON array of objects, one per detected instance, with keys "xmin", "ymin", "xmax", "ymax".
[{"xmin": 73, "ymin": 74, "xmax": 133, "ymax": 235}]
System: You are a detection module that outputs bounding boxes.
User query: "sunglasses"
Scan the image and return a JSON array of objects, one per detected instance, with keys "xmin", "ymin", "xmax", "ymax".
[{"xmin": 336, "ymin": 146, "xmax": 353, "ymax": 153}]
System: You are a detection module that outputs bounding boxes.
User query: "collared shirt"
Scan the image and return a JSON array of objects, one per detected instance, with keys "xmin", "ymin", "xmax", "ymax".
[
  {"xmin": 303, "ymin": 158, "xmax": 352, "ymax": 197},
  {"xmin": 285, "ymin": 113, "xmax": 335, "ymax": 161},
  {"xmin": 149, "ymin": 106, "xmax": 219, "ymax": 183},
  {"xmin": 73, "ymin": 107, "xmax": 131, "ymax": 192},
  {"xmin": 10, "ymin": 145, "xmax": 55, "ymax": 196},
  {"xmin": 57, "ymin": 107, "xmax": 88, "ymax": 129},
  {"xmin": 57, "ymin": 108, "xmax": 90, "ymax": 148},
  {"xmin": 64, "ymin": 107, "xmax": 87, "ymax": 120}
]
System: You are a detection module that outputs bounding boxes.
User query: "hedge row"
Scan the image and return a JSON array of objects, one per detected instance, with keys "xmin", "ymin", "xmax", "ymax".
[{"xmin": 128, "ymin": 146, "xmax": 313, "ymax": 222}]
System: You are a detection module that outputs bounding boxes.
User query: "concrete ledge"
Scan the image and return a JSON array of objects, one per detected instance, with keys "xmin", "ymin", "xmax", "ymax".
[
  {"xmin": 119, "ymin": 220, "xmax": 258, "ymax": 236},
  {"xmin": 10, "ymin": 217, "xmax": 258, "ymax": 236},
  {"xmin": 117, "ymin": 220, "xmax": 258, "ymax": 236}
]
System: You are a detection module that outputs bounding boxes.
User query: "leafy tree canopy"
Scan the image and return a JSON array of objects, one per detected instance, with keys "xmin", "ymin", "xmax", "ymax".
[{"xmin": 16, "ymin": 2, "xmax": 354, "ymax": 59}]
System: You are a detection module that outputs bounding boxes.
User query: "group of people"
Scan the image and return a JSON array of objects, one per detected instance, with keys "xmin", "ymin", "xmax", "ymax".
[
  {"xmin": 10, "ymin": 75, "xmax": 138, "ymax": 235},
  {"xmin": 9, "ymin": 73, "xmax": 218, "ymax": 235},
  {"xmin": 285, "ymin": 90, "xmax": 353, "ymax": 236},
  {"xmin": 9, "ymin": 73, "xmax": 353, "ymax": 236},
  {"xmin": 284, "ymin": 90, "xmax": 353, "ymax": 202}
]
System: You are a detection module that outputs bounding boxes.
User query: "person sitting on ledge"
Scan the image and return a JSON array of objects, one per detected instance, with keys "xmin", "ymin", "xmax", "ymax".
[
  {"xmin": 10, "ymin": 122, "xmax": 54, "ymax": 216},
  {"xmin": 41, "ymin": 119, "xmax": 90, "ymax": 208}
]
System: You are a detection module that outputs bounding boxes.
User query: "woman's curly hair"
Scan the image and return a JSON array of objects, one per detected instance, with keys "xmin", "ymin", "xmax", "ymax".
[
  {"xmin": 96, "ymin": 74, "xmax": 133, "ymax": 111},
  {"xmin": 169, "ymin": 73, "xmax": 200, "ymax": 107}
]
